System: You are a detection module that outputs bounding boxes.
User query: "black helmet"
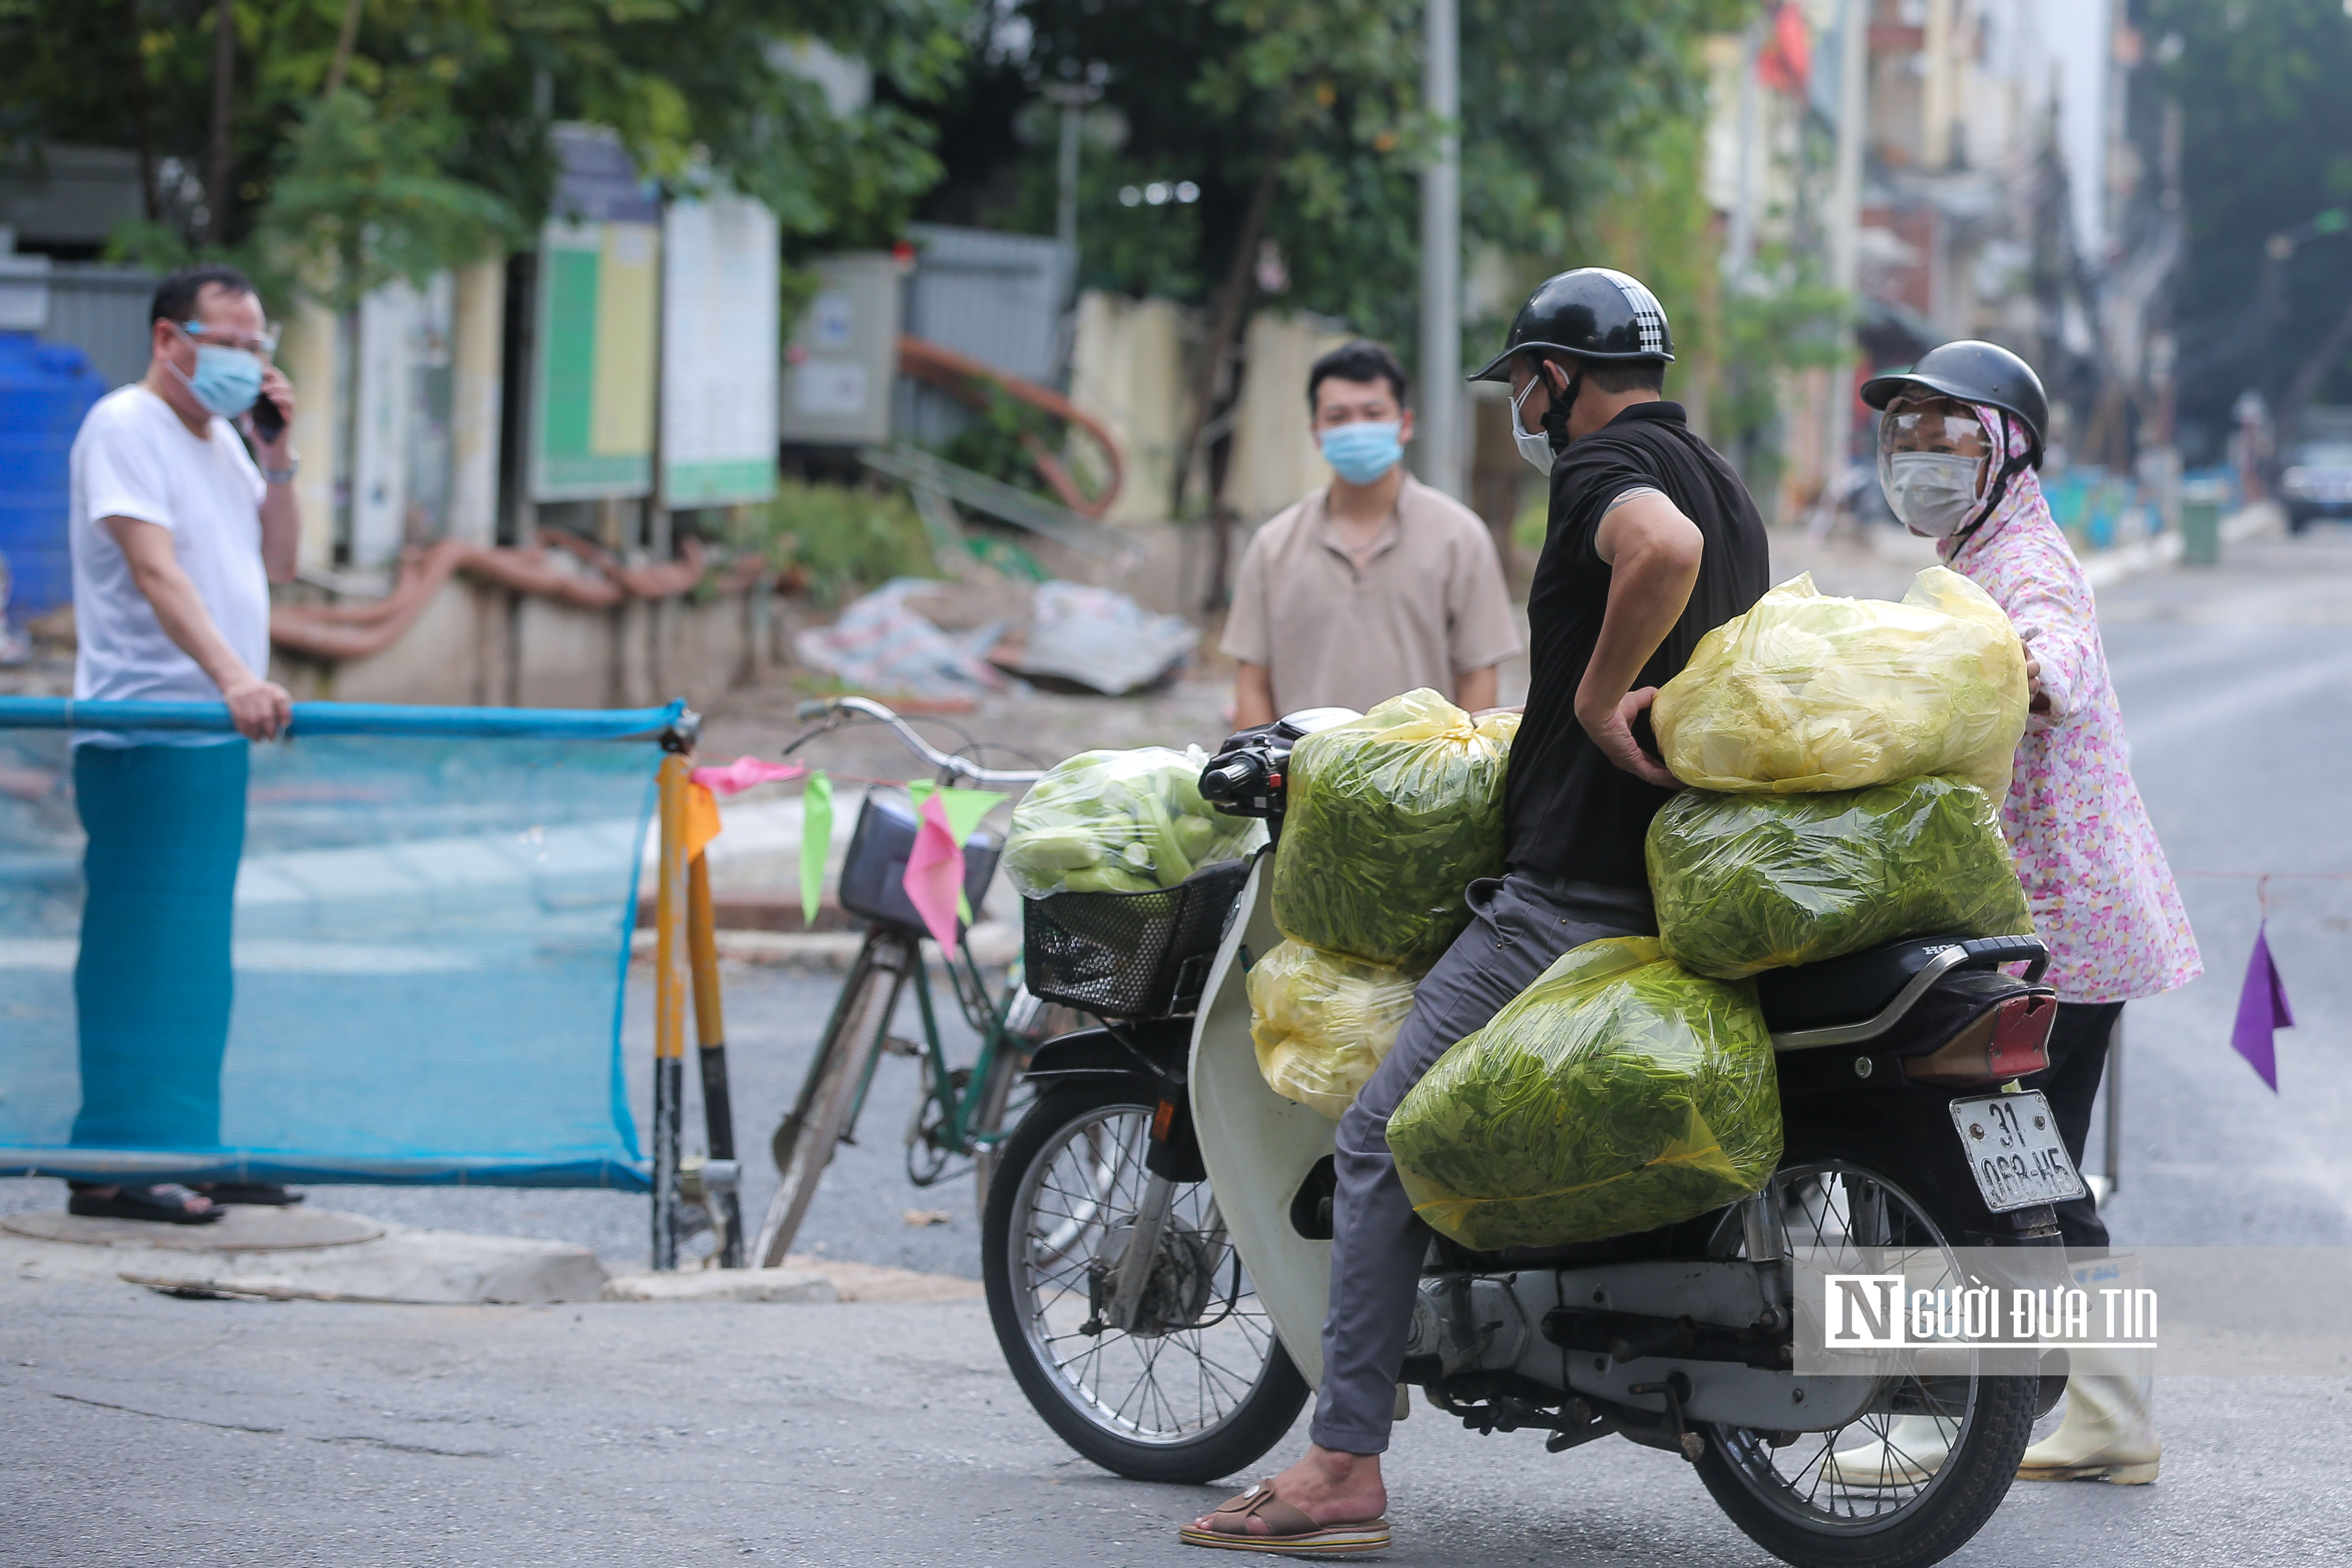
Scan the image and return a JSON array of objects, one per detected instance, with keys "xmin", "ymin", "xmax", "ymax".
[
  {"xmin": 1860, "ymin": 340, "xmax": 2049, "ymax": 465},
  {"xmin": 1469, "ymin": 266, "xmax": 1674, "ymax": 382}
]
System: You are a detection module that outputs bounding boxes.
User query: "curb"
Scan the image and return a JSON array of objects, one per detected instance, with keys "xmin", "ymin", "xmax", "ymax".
[{"xmin": 2081, "ymin": 502, "xmax": 2281, "ymax": 590}]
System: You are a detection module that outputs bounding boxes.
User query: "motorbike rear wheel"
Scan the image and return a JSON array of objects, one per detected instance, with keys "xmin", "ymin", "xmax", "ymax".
[
  {"xmin": 982, "ymin": 1079, "xmax": 1308, "ymax": 1485},
  {"xmin": 1693, "ymin": 1159, "xmax": 2039, "ymax": 1568}
]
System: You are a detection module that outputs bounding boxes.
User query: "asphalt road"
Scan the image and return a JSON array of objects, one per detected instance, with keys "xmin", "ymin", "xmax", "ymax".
[{"xmin": 6, "ymin": 527, "xmax": 2352, "ymax": 1564}]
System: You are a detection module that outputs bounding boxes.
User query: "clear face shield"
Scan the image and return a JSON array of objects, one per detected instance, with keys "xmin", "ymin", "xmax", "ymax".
[{"xmin": 1877, "ymin": 396, "xmax": 1994, "ymax": 538}]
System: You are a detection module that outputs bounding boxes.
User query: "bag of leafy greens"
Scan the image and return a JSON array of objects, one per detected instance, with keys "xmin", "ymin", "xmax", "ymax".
[
  {"xmin": 1651, "ymin": 567, "xmax": 2029, "ymax": 800},
  {"xmin": 1248, "ymin": 938, "xmax": 1421, "ymax": 1120},
  {"xmin": 1647, "ymin": 775, "xmax": 2035, "ymax": 981},
  {"xmin": 1270, "ymin": 690, "xmax": 1519, "ymax": 969},
  {"xmin": 1387, "ymin": 936, "xmax": 1780, "ymax": 1251},
  {"xmin": 1004, "ymin": 747, "xmax": 1266, "ymax": 898}
]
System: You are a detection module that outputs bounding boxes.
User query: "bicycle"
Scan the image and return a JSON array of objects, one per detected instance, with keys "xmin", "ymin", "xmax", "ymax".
[{"xmin": 750, "ymin": 696, "xmax": 1054, "ymax": 1269}]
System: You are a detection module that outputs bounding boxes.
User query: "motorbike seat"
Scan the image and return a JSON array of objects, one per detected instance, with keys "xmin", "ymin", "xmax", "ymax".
[{"xmin": 1755, "ymin": 932, "xmax": 2047, "ymax": 1044}]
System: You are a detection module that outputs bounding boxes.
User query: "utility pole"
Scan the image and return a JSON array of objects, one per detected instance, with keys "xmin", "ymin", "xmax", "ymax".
[
  {"xmin": 1417, "ymin": 0, "xmax": 1462, "ymax": 499},
  {"xmin": 1043, "ymin": 82, "xmax": 1098, "ymax": 277},
  {"xmin": 1822, "ymin": 0, "xmax": 1869, "ymax": 498},
  {"xmin": 206, "ymin": 0, "xmax": 234, "ymax": 244}
]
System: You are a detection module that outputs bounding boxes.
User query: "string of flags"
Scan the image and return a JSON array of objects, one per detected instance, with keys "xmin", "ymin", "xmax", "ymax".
[
  {"xmin": 665, "ymin": 777, "xmax": 2333, "ymax": 1086},
  {"xmin": 686, "ymin": 756, "xmax": 1003, "ymax": 950}
]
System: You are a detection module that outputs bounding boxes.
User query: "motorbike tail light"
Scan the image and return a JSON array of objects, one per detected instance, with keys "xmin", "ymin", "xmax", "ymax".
[{"xmin": 1901, "ymin": 992, "xmax": 2057, "ymax": 1085}]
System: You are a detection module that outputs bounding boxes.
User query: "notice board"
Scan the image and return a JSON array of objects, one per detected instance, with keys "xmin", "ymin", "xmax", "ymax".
[
  {"xmin": 528, "ymin": 218, "xmax": 660, "ymax": 500},
  {"xmin": 661, "ymin": 191, "xmax": 780, "ymax": 508}
]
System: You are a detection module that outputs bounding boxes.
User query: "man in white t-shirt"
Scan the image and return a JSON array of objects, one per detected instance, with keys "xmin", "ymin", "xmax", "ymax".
[{"xmin": 63, "ymin": 264, "xmax": 300, "ymax": 1224}]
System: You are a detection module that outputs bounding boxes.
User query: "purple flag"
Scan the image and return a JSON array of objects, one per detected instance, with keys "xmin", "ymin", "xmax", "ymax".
[{"xmin": 2229, "ymin": 922, "xmax": 2294, "ymax": 1092}]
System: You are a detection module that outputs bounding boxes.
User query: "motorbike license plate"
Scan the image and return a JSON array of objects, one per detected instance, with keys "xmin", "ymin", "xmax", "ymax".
[{"xmin": 1948, "ymin": 1090, "xmax": 2086, "ymax": 1213}]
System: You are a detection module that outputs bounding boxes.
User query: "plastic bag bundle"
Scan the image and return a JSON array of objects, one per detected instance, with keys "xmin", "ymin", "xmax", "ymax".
[
  {"xmin": 1651, "ymin": 568, "xmax": 2029, "ymax": 800},
  {"xmin": 1004, "ymin": 747, "xmax": 1266, "ymax": 897},
  {"xmin": 1270, "ymin": 690, "xmax": 1519, "ymax": 969},
  {"xmin": 1247, "ymin": 939, "xmax": 1421, "ymax": 1120},
  {"xmin": 1646, "ymin": 775, "xmax": 2035, "ymax": 981},
  {"xmin": 1387, "ymin": 937, "xmax": 1780, "ymax": 1251}
]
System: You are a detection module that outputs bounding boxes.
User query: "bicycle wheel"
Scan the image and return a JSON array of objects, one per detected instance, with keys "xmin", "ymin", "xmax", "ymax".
[
  {"xmin": 1693, "ymin": 1159, "xmax": 2040, "ymax": 1568},
  {"xmin": 754, "ymin": 936, "xmax": 908, "ymax": 1267},
  {"xmin": 969, "ymin": 984, "xmax": 1056, "ymax": 1213},
  {"xmin": 982, "ymin": 1080, "xmax": 1308, "ymax": 1485}
]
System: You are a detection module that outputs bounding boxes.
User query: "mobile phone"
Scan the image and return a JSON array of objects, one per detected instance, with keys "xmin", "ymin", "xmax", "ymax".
[{"xmin": 250, "ymin": 392, "xmax": 286, "ymax": 442}]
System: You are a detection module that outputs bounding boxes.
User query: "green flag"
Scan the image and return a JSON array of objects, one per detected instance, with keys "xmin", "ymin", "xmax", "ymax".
[{"xmin": 800, "ymin": 771, "xmax": 833, "ymax": 927}]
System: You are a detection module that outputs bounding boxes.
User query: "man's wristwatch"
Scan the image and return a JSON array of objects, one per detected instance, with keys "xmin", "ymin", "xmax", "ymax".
[{"xmin": 262, "ymin": 453, "xmax": 301, "ymax": 485}]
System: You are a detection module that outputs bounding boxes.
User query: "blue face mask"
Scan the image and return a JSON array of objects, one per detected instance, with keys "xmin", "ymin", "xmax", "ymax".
[
  {"xmin": 1318, "ymin": 420, "xmax": 1403, "ymax": 485},
  {"xmin": 173, "ymin": 328, "xmax": 265, "ymax": 418}
]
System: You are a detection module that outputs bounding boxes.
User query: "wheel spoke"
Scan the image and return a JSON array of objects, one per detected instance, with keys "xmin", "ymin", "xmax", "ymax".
[
  {"xmin": 1708, "ymin": 1159, "xmax": 1995, "ymax": 1536},
  {"xmin": 1003, "ymin": 1100, "xmax": 1280, "ymax": 1446}
]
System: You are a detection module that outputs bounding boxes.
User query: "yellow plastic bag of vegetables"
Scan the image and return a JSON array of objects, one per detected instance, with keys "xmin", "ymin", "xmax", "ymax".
[
  {"xmin": 1387, "ymin": 937, "xmax": 1780, "ymax": 1251},
  {"xmin": 1651, "ymin": 567, "xmax": 2029, "ymax": 799},
  {"xmin": 1270, "ymin": 690, "xmax": 1519, "ymax": 969},
  {"xmin": 1003, "ymin": 747, "xmax": 1266, "ymax": 897},
  {"xmin": 1248, "ymin": 939, "xmax": 1421, "ymax": 1120},
  {"xmin": 1646, "ymin": 775, "xmax": 2035, "ymax": 980}
]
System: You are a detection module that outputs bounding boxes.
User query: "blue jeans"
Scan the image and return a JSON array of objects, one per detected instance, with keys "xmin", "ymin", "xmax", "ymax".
[{"xmin": 70, "ymin": 740, "xmax": 248, "ymax": 1151}]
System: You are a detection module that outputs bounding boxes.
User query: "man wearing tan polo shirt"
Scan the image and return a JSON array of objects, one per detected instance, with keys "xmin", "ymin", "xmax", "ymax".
[{"xmin": 1224, "ymin": 340, "xmax": 1520, "ymax": 725}]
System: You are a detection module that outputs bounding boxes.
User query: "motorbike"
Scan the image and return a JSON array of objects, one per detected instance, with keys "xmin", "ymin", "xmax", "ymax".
[{"xmin": 981, "ymin": 711, "xmax": 2079, "ymax": 1568}]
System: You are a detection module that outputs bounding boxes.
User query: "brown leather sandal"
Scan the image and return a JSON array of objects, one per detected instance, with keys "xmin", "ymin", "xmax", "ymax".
[{"xmin": 1177, "ymin": 1481, "xmax": 1391, "ymax": 1555}]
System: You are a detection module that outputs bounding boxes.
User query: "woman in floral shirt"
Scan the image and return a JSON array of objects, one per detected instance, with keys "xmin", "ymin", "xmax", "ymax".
[{"xmin": 1859, "ymin": 341, "xmax": 2199, "ymax": 1486}]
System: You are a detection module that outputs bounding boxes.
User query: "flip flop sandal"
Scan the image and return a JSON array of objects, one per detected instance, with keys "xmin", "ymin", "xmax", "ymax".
[
  {"xmin": 194, "ymin": 1182, "xmax": 303, "ymax": 1206},
  {"xmin": 1178, "ymin": 1481, "xmax": 1391, "ymax": 1556},
  {"xmin": 66, "ymin": 1183, "xmax": 226, "ymax": 1225}
]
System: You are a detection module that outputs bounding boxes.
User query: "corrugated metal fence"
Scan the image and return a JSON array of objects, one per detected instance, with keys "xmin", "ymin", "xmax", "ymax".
[
  {"xmin": 42, "ymin": 264, "xmax": 156, "ymax": 389},
  {"xmin": 894, "ymin": 223, "xmax": 1074, "ymax": 447}
]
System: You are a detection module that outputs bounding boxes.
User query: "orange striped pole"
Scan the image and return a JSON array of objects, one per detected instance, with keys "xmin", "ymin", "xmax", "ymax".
[{"xmin": 686, "ymin": 849, "xmax": 743, "ymax": 1265}]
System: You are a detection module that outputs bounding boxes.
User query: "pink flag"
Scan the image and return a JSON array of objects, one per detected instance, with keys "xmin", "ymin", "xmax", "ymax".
[
  {"xmin": 2229, "ymin": 921, "xmax": 2294, "ymax": 1093},
  {"xmin": 900, "ymin": 790, "xmax": 966, "ymax": 948},
  {"xmin": 690, "ymin": 756, "xmax": 807, "ymax": 796}
]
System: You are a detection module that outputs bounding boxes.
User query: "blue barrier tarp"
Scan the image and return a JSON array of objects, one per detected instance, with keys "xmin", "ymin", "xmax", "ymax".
[{"xmin": 0, "ymin": 698, "xmax": 684, "ymax": 1190}]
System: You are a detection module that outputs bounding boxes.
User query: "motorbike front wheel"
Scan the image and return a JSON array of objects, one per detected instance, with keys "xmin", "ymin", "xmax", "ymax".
[{"xmin": 981, "ymin": 1079, "xmax": 1308, "ymax": 1485}]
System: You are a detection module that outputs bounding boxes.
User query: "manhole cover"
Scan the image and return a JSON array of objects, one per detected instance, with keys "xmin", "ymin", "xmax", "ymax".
[{"xmin": 1, "ymin": 1207, "xmax": 386, "ymax": 1251}]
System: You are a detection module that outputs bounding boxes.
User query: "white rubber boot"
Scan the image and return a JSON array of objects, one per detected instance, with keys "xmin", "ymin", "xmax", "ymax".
[
  {"xmin": 1821, "ymin": 1414, "xmax": 1956, "ymax": 1489},
  {"xmin": 2017, "ymin": 1374, "xmax": 2160, "ymax": 1483}
]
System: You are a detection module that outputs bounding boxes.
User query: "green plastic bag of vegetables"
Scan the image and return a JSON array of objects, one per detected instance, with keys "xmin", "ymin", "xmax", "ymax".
[
  {"xmin": 1248, "ymin": 939, "xmax": 1421, "ymax": 1120},
  {"xmin": 1271, "ymin": 690, "xmax": 1518, "ymax": 969},
  {"xmin": 1388, "ymin": 936, "xmax": 1780, "ymax": 1251},
  {"xmin": 1647, "ymin": 775, "xmax": 2035, "ymax": 981},
  {"xmin": 1004, "ymin": 746, "xmax": 1266, "ymax": 898},
  {"xmin": 1651, "ymin": 568, "xmax": 2029, "ymax": 800}
]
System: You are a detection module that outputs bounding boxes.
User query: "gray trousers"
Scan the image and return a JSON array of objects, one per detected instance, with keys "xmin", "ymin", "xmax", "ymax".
[{"xmin": 1309, "ymin": 870, "xmax": 1655, "ymax": 1454}]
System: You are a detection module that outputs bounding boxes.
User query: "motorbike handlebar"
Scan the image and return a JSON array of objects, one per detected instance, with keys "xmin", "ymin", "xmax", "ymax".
[{"xmin": 1197, "ymin": 757, "xmax": 1261, "ymax": 801}]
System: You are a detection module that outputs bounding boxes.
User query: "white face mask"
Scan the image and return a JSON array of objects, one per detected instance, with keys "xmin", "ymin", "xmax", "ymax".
[
  {"xmin": 1881, "ymin": 451, "xmax": 1984, "ymax": 538},
  {"xmin": 1510, "ymin": 376, "xmax": 1557, "ymax": 473}
]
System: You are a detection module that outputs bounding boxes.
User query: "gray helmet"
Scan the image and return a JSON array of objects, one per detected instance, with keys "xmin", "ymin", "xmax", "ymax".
[
  {"xmin": 1860, "ymin": 340, "xmax": 2049, "ymax": 466},
  {"xmin": 1469, "ymin": 267, "xmax": 1674, "ymax": 382}
]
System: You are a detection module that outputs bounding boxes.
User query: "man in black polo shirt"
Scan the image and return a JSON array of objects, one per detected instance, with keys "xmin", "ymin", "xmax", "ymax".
[{"xmin": 1184, "ymin": 268, "xmax": 1769, "ymax": 1553}]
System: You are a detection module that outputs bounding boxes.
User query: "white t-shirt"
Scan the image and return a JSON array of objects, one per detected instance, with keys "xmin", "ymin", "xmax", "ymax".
[{"xmin": 69, "ymin": 385, "xmax": 270, "ymax": 736}]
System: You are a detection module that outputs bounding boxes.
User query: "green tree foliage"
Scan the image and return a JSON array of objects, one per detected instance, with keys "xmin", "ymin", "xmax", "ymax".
[
  {"xmin": 265, "ymin": 87, "xmax": 523, "ymax": 311},
  {"xmin": 921, "ymin": 0, "xmax": 1745, "ymax": 359},
  {"xmin": 2144, "ymin": 0, "xmax": 2352, "ymax": 449},
  {"xmin": 0, "ymin": 0, "xmax": 968, "ymax": 306}
]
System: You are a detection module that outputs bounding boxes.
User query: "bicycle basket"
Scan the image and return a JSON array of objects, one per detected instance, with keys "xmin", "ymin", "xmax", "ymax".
[
  {"xmin": 838, "ymin": 788, "xmax": 1004, "ymax": 937},
  {"xmin": 1020, "ymin": 857, "xmax": 1251, "ymax": 1019}
]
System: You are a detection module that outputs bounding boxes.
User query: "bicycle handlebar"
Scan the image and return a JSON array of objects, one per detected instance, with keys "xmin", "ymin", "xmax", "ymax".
[{"xmin": 792, "ymin": 696, "xmax": 1046, "ymax": 786}]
